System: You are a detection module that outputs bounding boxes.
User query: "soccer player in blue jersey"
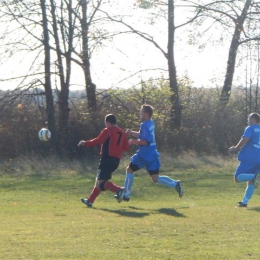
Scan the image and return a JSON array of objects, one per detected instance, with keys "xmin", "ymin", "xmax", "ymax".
[
  {"xmin": 229, "ymin": 113, "xmax": 260, "ymax": 207},
  {"xmin": 115, "ymin": 104, "xmax": 183, "ymax": 202}
]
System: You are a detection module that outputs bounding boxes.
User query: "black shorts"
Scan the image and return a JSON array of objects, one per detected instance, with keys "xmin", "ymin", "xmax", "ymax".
[
  {"xmin": 97, "ymin": 156, "xmax": 120, "ymax": 181},
  {"xmin": 129, "ymin": 162, "xmax": 159, "ymax": 176}
]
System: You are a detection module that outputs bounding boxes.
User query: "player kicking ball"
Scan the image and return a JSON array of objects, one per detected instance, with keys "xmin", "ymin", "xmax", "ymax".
[
  {"xmin": 78, "ymin": 114, "xmax": 129, "ymax": 207},
  {"xmin": 229, "ymin": 113, "xmax": 260, "ymax": 207},
  {"xmin": 115, "ymin": 104, "xmax": 183, "ymax": 202}
]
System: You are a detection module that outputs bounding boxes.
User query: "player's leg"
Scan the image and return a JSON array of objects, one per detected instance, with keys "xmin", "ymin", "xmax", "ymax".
[
  {"xmin": 97, "ymin": 157, "xmax": 126, "ymax": 203},
  {"xmin": 148, "ymin": 158, "xmax": 183, "ymax": 197},
  {"xmin": 99, "ymin": 157, "xmax": 120, "ymax": 192},
  {"xmin": 236, "ymin": 163, "xmax": 260, "ymax": 207},
  {"xmin": 123, "ymin": 155, "xmax": 144, "ymax": 200},
  {"xmin": 239, "ymin": 180, "xmax": 254, "ymax": 207},
  {"xmin": 81, "ymin": 157, "xmax": 123, "ymax": 207},
  {"xmin": 234, "ymin": 162, "xmax": 255, "ymax": 183},
  {"xmin": 81, "ymin": 176, "xmax": 102, "ymax": 207}
]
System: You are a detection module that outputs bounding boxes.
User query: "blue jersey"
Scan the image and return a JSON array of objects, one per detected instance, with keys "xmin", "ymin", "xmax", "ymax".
[
  {"xmin": 238, "ymin": 124, "xmax": 260, "ymax": 163},
  {"xmin": 136, "ymin": 120, "xmax": 159, "ymax": 160}
]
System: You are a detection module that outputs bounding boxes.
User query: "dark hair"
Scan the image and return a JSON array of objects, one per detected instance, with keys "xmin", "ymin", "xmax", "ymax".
[
  {"xmin": 249, "ymin": 113, "xmax": 260, "ymax": 123},
  {"xmin": 141, "ymin": 104, "xmax": 153, "ymax": 118},
  {"xmin": 105, "ymin": 114, "xmax": 117, "ymax": 124}
]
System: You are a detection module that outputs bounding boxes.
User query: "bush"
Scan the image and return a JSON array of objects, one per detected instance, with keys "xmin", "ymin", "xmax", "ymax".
[{"xmin": 0, "ymin": 80, "xmax": 252, "ymax": 159}]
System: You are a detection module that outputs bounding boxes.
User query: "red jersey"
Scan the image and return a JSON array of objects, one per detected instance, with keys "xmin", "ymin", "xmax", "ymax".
[{"xmin": 85, "ymin": 126, "xmax": 129, "ymax": 159}]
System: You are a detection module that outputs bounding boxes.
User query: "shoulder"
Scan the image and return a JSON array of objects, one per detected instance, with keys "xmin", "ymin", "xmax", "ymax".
[
  {"xmin": 244, "ymin": 125, "xmax": 252, "ymax": 132},
  {"xmin": 141, "ymin": 120, "xmax": 154, "ymax": 128},
  {"xmin": 100, "ymin": 128, "xmax": 110, "ymax": 135},
  {"xmin": 115, "ymin": 126, "xmax": 126, "ymax": 134},
  {"xmin": 110, "ymin": 126, "xmax": 126, "ymax": 135}
]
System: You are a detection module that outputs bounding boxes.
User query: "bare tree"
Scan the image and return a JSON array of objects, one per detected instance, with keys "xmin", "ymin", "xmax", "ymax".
[
  {"xmin": 195, "ymin": 0, "xmax": 260, "ymax": 103},
  {"xmin": 101, "ymin": 0, "xmax": 202, "ymax": 131},
  {"xmin": 40, "ymin": 0, "xmax": 59, "ymax": 151},
  {"xmin": 79, "ymin": 0, "xmax": 100, "ymax": 112},
  {"xmin": 0, "ymin": 0, "xmax": 109, "ymax": 154}
]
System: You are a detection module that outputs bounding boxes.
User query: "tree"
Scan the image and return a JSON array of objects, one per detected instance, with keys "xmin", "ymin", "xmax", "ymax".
[
  {"xmin": 79, "ymin": 0, "xmax": 100, "ymax": 112},
  {"xmin": 40, "ymin": 0, "xmax": 59, "ymax": 151},
  {"xmin": 196, "ymin": 0, "xmax": 260, "ymax": 103},
  {"xmin": 0, "ymin": 0, "xmax": 107, "ymax": 154},
  {"xmin": 101, "ymin": 0, "xmax": 202, "ymax": 131}
]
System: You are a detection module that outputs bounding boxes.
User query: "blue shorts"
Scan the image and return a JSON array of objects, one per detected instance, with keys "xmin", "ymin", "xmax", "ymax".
[
  {"xmin": 129, "ymin": 154, "xmax": 161, "ymax": 175},
  {"xmin": 234, "ymin": 162, "xmax": 260, "ymax": 178}
]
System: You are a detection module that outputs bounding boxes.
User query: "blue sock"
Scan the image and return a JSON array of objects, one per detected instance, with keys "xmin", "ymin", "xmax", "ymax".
[
  {"xmin": 158, "ymin": 175, "xmax": 177, "ymax": 188},
  {"xmin": 242, "ymin": 184, "xmax": 254, "ymax": 204},
  {"xmin": 236, "ymin": 174, "xmax": 255, "ymax": 182},
  {"xmin": 124, "ymin": 173, "xmax": 134, "ymax": 198}
]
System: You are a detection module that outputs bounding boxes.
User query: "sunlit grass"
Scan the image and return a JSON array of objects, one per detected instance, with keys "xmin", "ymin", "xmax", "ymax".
[{"xmin": 1, "ymin": 155, "xmax": 260, "ymax": 259}]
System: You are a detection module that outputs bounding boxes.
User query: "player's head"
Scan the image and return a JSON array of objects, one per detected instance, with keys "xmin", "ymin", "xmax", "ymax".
[
  {"xmin": 140, "ymin": 104, "xmax": 153, "ymax": 121},
  {"xmin": 105, "ymin": 114, "xmax": 117, "ymax": 126},
  {"xmin": 248, "ymin": 113, "xmax": 260, "ymax": 125}
]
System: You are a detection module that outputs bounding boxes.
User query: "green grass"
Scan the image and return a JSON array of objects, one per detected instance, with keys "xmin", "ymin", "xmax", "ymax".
[{"xmin": 1, "ymin": 156, "xmax": 260, "ymax": 259}]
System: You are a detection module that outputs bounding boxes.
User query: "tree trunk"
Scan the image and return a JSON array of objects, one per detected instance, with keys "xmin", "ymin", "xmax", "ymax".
[
  {"xmin": 220, "ymin": 0, "xmax": 252, "ymax": 103},
  {"xmin": 50, "ymin": 0, "xmax": 72, "ymax": 154},
  {"xmin": 40, "ymin": 0, "xmax": 59, "ymax": 153},
  {"xmin": 80, "ymin": 0, "xmax": 97, "ymax": 112},
  {"xmin": 168, "ymin": 0, "xmax": 181, "ymax": 130}
]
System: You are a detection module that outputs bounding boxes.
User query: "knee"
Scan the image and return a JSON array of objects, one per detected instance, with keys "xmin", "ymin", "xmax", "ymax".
[
  {"xmin": 151, "ymin": 174, "xmax": 158, "ymax": 183},
  {"xmin": 234, "ymin": 176, "xmax": 239, "ymax": 183},
  {"xmin": 97, "ymin": 180, "xmax": 107, "ymax": 191},
  {"xmin": 126, "ymin": 166, "xmax": 134, "ymax": 173}
]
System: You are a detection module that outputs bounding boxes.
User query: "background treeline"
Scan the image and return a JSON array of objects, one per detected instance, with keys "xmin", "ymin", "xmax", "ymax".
[
  {"xmin": 0, "ymin": 78, "xmax": 252, "ymax": 159},
  {"xmin": 1, "ymin": 1, "xmax": 260, "ymax": 160}
]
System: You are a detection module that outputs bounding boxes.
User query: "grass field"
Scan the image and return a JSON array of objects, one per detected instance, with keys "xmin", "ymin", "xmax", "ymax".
[{"xmin": 1, "ymin": 156, "xmax": 260, "ymax": 259}]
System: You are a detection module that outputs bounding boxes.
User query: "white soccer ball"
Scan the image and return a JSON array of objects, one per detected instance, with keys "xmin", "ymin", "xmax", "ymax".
[{"xmin": 38, "ymin": 128, "xmax": 51, "ymax": 142}]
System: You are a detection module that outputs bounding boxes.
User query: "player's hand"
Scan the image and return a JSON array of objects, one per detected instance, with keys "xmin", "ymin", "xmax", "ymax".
[
  {"xmin": 126, "ymin": 129, "xmax": 132, "ymax": 136},
  {"xmin": 78, "ymin": 140, "xmax": 86, "ymax": 147},
  {"xmin": 128, "ymin": 139, "xmax": 135, "ymax": 146},
  {"xmin": 228, "ymin": 146, "xmax": 238, "ymax": 153}
]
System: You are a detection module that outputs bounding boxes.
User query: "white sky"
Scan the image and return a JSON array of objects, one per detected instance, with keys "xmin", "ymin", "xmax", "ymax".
[{"xmin": 0, "ymin": 0, "xmax": 254, "ymax": 92}]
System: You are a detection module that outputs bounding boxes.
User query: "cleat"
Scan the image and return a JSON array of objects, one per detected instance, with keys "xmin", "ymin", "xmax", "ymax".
[
  {"xmin": 175, "ymin": 181, "xmax": 183, "ymax": 198},
  {"xmin": 123, "ymin": 197, "xmax": 130, "ymax": 202},
  {"xmin": 81, "ymin": 198, "xmax": 93, "ymax": 208},
  {"xmin": 237, "ymin": 201, "xmax": 247, "ymax": 207},
  {"xmin": 114, "ymin": 195, "xmax": 130, "ymax": 202},
  {"xmin": 253, "ymin": 173, "xmax": 260, "ymax": 188},
  {"xmin": 116, "ymin": 188, "xmax": 126, "ymax": 203}
]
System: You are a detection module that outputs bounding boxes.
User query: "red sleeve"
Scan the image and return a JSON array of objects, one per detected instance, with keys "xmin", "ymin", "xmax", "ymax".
[
  {"xmin": 85, "ymin": 129, "xmax": 110, "ymax": 147},
  {"xmin": 122, "ymin": 134, "xmax": 129, "ymax": 152}
]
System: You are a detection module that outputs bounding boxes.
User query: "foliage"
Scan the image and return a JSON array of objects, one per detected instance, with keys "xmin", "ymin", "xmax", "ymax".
[{"xmin": 0, "ymin": 78, "xmax": 253, "ymax": 159}]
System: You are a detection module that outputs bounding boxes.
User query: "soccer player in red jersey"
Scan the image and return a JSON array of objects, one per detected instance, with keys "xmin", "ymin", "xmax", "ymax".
[{"xmin": 78, "ymin": 114, "xmax": 129, "ymax": 207}]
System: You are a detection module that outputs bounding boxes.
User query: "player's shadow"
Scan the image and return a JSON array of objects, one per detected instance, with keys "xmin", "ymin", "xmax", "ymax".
[
  {"xmin": 248, "ymin": 207, "xmax": 260, "ymax": 212},
  {"xmin": 98, "ymin": 208, "xmax": 150, "ymax": 218},
  {"xmin": 155, "ymin": 208, "xmax": 186, "ymax": 218}
]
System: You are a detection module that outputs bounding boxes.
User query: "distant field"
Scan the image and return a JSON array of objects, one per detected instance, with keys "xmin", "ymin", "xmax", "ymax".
[{"xmin": 1, "ymin": 156, "xmax": 260, "ymax": 259}]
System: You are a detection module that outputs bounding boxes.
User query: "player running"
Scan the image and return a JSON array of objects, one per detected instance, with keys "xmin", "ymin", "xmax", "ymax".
[
  {"xmin": 229, "ymin": 113, "xmax": 260, "ymax": 207},
  {"xmin": 115, "ymin": 104, "xmax": 183, "ymax": 202},
  {"xmin": 78, "ymin": 114, "xmax": 129, "ymax": 207}
]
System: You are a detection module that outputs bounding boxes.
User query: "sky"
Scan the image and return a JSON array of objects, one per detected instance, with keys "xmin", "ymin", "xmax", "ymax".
[{"xmin": 0, "ymin": 0, "xmax": 255, "ymax": 92}]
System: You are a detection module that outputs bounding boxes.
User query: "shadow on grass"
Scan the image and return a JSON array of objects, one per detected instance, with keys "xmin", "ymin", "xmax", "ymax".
[
  {"xmin": 248, "ymin": 207, "xmax": 260, "ymax": 212},
  {"xmin": 98, "ymin": 208, "xmax": 150, "ymax": 218},
  {"xmin": 97, "ymin": 206, "xmax": 186, "ymax": 218},
  {"xmin": 156, "ymin": 208, "xmax": 186, "ymax": 218}
]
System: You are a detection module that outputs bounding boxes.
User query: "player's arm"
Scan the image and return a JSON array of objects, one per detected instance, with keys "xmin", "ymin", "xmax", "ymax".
[
  {"xmin": 126, "ymin": 129, "xmax": 139, "ymax": 138},
  {"xmin": 229, "ymin": 137, "xmax": 250, "ymax": 153},
  {"xmin": 129, "ymin": 139, "xmax": 147, "ymax": 146},
  {"xmin": 78, "ymin": 129, "xmax": 109, "ymax": 147}
]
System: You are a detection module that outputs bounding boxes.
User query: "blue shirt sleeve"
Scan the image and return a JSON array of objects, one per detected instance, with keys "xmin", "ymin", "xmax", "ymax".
[{"xmin": 242, "ymin": 126, "xmax": 253, "ymax": 139}]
